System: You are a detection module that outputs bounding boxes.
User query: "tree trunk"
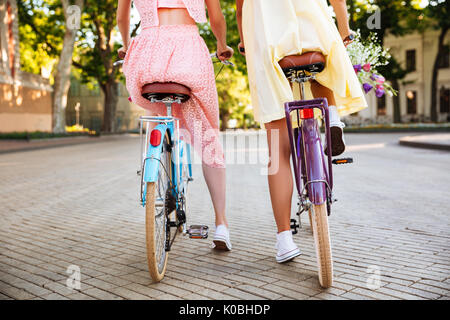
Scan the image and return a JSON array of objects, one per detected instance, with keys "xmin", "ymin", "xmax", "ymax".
[
  {"xmin": 392, "ymin": 79, "xmax": 401, "ymax": 123},
  {"xmin": 102, "ymin": 79, "xmax": 119, "ymax": 133},
  {"xmin": 220, "ymin": 112, "xmax": 229, "ymax": 131},
  {"xmin": 430, "ymin": 27, "xmax": 448, "ymax": 122},
  {"xmin": 52, "ymin": 0, "xmax": 84, "ymax": 133}
]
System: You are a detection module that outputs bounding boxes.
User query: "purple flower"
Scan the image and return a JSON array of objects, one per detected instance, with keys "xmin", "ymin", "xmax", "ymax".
[
  {"xmin": 363, "ymin": 83, "xmax": 373, "ymax": 94},
  {"xmin": 370, "ymin": 74, "xmax": 378, "ymax": 81},
  {"xmin": 375, "ymin": 88, "xmax": 385, "ymax": 98},
  {"xmin": 353, "ymin": 64, "xmax": 362, "ymax": 73}
]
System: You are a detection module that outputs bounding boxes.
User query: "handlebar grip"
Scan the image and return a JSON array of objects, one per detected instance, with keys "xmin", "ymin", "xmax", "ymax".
[
  {"xmin": 343, "ymin": 34, "xmax": 355, "ymax": 47},
  {"xmin": 219, "ymin": 51, "xmax": 232, "ymax": 59}
]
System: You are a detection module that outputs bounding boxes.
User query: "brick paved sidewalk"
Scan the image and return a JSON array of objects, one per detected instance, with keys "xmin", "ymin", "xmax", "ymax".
[{"xmin": 0, "ymin": 133, "xmax": 449, "ymax": 300}]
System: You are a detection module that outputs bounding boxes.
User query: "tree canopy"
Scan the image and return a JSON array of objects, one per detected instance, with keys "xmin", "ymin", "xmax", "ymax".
[{"xmin": 16, "ymin": 0, "xmax": 449, "ymax": 129}]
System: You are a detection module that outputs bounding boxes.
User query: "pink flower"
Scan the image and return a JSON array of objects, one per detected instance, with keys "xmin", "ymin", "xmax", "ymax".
[
  {"xmin": 363, "ymin": 63, "xmax": 371, "ymax": 72},
  {"xmin": 376, "ymin": 76, "xmax": 385, "ymax": 84},
  {"xmin": 376, "ymin": 84, "xmax": 384, "ymax": 90}
]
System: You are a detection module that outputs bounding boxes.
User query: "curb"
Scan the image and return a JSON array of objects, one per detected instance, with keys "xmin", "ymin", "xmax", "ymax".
[{"xmin": 398, "ymin": 134, "xmax": 450, "ymax": 152}]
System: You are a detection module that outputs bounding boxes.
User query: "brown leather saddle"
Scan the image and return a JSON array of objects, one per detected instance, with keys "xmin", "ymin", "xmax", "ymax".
[
  {"xmin": 141, "ymin": 82, "xmax": 191, "ymax": 103},
  {"xmin": 279, "ymin": 51, "xmax": 326, "ymax": 76}
]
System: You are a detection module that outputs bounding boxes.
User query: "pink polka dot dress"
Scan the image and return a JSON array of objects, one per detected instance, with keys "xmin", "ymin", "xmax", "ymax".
[{"xmin": 123, "ymin": 0, "xmax": 224, "ymax": 168}]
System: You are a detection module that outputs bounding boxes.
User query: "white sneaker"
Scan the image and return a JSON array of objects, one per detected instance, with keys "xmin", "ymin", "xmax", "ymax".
[
  {"xmin": 276, "ymin": 230, "xmax": 301, "ymax": 263},
  {"xmin": 328, "ymin": 105, "xmax": 346, "ymax": 129},
  {"xmin": 212, "ymin": 224, "xmax": 232, "ymax": 251},
  {"xmin": 325, "ymin": 105, "xmax": 346, "ymax": 156}
]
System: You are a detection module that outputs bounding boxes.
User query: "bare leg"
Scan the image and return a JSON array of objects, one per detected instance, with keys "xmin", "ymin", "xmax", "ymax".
[
  {"xmin": 310, "ymin": 80, "xmax": 336, "ymax": 105},
  {"xmin": 310, "ymin": 80, "xmax": 346, "ymax": 156},
  {"xmin": 265, "ymin": 118, "xmax": 293, "ymax": 233},
  {"xmin": 202, "ymin": 165, "xmax": 227, "ymax": 227}
]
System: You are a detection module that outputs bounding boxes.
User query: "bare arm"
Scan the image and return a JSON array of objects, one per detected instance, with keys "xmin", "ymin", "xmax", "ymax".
[
  {"xmin": 117, "ymin": 0, "xmax": 132, "ymax": 58},
  {"xmin": 236, "ymin": 0, "xmax": 245, "ymax": 54},
  {"xmin": 329, "ymin": 0, "xmax": 351, "ymax": 39},
  {"xmin": 205, "ymin": 0, "xmax": 233, "ymax": 60},
  {"xmin": 236, "ymin": 0, "xmax": 244, "ymax": 44}
]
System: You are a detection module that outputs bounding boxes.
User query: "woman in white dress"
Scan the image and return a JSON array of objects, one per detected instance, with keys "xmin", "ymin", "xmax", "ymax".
[{"xmin": 236, "ymin": 0, "xmax": 367, "ymax": 262}]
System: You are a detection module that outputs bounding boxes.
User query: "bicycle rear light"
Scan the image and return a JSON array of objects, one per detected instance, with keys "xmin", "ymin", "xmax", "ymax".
[
  {"xmin": 300, "ymin": 108, "xmax": 314, "ymax": 119},
  {"xmin": 150, "ymin": 129, "xmax": 162, "ymax": 147}
]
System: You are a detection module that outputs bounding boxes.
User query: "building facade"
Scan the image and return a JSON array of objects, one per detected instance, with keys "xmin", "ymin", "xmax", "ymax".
[
  {"xmin": 345, "ymin": 29, "xmax": 450, "ymax": 125},
  {"xmin": 0, "ymin": 0, "xmax": 53, "ymax": 132},
  {"xmin": 66, "ymin": 79, "xmax": 145, "ymax": 133}
]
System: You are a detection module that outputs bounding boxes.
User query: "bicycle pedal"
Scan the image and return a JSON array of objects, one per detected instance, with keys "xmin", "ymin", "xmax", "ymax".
[
  {"xmin": 188, "ymin": 225, "xmax": 209, "ymax": 239},
  {"xmin": 290, "ymin": 219, "xmax": 300, "ymax": 235},
  {"xmin": 332, "ymin": 157, "xmax": 353, "ymax": 165}
]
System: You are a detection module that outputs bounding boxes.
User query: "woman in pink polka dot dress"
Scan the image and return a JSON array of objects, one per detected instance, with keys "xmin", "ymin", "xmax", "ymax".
[{"xmin": 117, "ymin": 0, "xmax": 234, "ymax": 250}]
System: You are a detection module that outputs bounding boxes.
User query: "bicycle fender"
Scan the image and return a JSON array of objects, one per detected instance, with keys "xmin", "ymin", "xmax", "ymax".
[
  {"xmin": 302, "ymin": 118, "xmax": 328, "ymax": 205},
  {"xmin": 143, "ymin": 124, "xmax": 168, "ymax": 183}
]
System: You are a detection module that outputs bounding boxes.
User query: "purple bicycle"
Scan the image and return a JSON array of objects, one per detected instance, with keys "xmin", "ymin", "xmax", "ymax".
[{"xmin": 279, "ymin": 52, "xmax": 352, "ymax": 288}]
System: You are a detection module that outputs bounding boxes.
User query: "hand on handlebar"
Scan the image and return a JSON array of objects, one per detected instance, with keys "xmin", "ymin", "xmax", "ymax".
[
  {"xmin": 217, "ymin": 44, "xmax": 234, "ymax": 62},
  {"xmin": 118, "ymin": 46, "xmax": 127, "ymax": 60},
  {"xmin": 342, "ymin": 30, "xmax": 356, "ymax": 47},
  {"xmin": 238, "ymin": 42, "xmax": 245, "ymax": 56}
]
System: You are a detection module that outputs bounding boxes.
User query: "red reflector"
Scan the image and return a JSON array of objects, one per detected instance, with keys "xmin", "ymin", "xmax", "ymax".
[
  {"xmin": 150, "ymin": 130, "xmax": 162, "ymax": 147},
  {"xmin": 300, "ymin": 109, "xmax": 314, "ymax": 119}
]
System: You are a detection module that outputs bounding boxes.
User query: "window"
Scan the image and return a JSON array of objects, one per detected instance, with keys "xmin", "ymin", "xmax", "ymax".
[
  {"xmin": 406, "ymin": 49, "xmax": 416, "ymax": 72},
  {"xmin": 438, "ymin": 45, "xmax": 450, "ymax": 69},
  {"xmin": 406, "ymin": 90, "xmax": 417, "ymax": 114},
  {"xmin": 377, "ymin": 95, "xmax": 386, "ymax": 116},
  {"xmin": 440, "ymin": 87, "xmax": 450, "ymax": 113}
]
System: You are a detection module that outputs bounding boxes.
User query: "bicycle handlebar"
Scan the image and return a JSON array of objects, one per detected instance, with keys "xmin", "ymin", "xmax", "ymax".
[{"xmin": 210, "ymin": 53, "xmax": 235, "ymax": 67}]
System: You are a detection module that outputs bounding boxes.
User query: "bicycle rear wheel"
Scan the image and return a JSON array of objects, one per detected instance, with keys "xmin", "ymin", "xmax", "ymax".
[
  {"xmin": 308, "ymin": 209, "xmax": 314, "ymax": 234},
  {"xmin": 145, "ymin": 132, "xmax": 172, "ymax": 282},
  {"xmin": 310, "ymin": 203, "xmax": 333, "ymax": 288}
]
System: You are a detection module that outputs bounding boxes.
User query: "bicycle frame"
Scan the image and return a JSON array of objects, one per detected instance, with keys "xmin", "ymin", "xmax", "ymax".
[{"xmin": 285, "ymin": 98, "xmax": 334, "ymax": 207}]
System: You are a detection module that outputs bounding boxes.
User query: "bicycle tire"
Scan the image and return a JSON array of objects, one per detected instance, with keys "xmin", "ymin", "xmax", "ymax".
[
  {"xmin": 311, "ymin": 203, "xmax": 333, "ymax": 288},
  {"xmin": 145, "ymin": 132, "xmax": 171, "ymax": 282},
  {"xmin": 308, "ymin": 209, "xmax": 314, "ymax": 234}
]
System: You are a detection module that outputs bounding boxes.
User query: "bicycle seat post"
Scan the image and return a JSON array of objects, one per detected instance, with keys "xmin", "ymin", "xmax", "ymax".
[
  {"xmin": 165, "ymin": 101, "xmax": 172, "ymax": 117},
  {"xmin": 297, "ymin": 75, "xmax": 306, "ymax": 101}
]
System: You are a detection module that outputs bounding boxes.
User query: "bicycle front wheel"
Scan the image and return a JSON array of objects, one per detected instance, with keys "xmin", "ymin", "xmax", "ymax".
[{"xmin": 311, "ymin": 203, "xmax": 333, "ymax": 288}]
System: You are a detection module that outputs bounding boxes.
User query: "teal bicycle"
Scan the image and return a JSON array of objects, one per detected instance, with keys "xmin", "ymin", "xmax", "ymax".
[{"xmin": 115, "ymin": 54, "xmax": 232, "ymax": 282}]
